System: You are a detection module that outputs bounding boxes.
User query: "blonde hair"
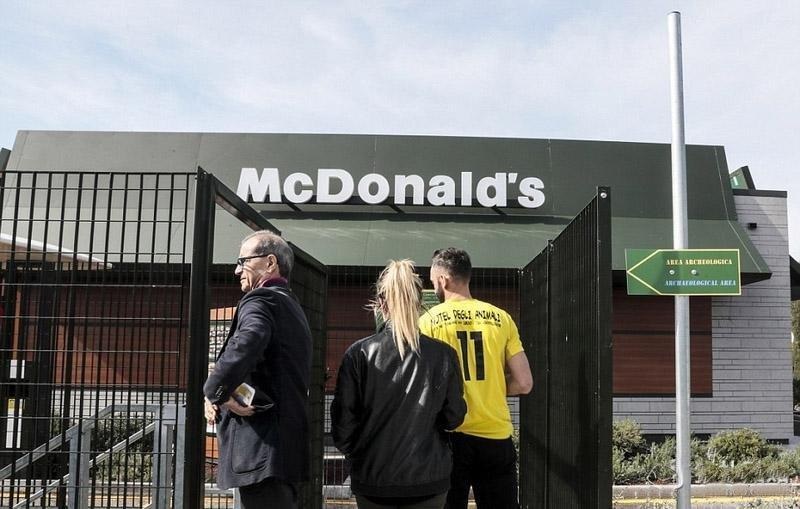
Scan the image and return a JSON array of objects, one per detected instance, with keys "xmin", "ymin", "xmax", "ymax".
[{"xmin": 373, "ymin": 259, "xmax": 422, "ymax": 359}]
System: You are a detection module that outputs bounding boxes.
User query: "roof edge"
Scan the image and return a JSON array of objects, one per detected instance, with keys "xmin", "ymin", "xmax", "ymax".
[{"xmin": 733, "ymin": 189, "xmax": 788, "ymax": 198}]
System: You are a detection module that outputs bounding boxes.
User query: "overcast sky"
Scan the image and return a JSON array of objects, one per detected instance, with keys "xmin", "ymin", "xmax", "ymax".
[{"xmin": 2, "ymin": 1, "xmax": 798, "ymax": 258}]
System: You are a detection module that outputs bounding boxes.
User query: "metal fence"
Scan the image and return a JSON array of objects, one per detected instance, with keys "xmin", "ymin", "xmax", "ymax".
[
  {"xmin": 185, "ymin": 169, "xmax": 327, "ymax": 509},
  {"xmin": 1, "ymin": 171, "xmax": 194, "ymax": 508},
  {"xmin": 1, "ymin": 169, "xmax": 328, "ymax": 508},
  {"xmin": 518, "ymin": 187, "xmax": 613, "ymax": 508},
  {"xmin": 2, "ymin": 168, "xmax": 611, "ymax": 507}
]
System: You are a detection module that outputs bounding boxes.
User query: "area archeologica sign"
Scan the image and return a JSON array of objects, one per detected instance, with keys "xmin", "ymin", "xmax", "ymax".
[{"xmin": 625, "ymin": 249, "xmax": 741, "ymax": 296}]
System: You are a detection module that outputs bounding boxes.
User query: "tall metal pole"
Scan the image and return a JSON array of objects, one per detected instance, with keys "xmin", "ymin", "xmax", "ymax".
[{"xmin": 668, "ymin": 11, "xmax": 692, "ymax": 509}]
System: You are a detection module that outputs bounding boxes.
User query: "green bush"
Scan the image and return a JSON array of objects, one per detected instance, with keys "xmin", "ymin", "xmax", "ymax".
[
  {"xmin": 92, "ymin": 417, "xmax": 154, "ymax": 482},
  {"xmin": 612, "ymin": 421, "xmax": 800, "ymax": 485},
  {"xmin": 48, "ymin": 414, "xmax": 154, "ymax": 482},
  {"xmin": 644, "ymin": 438, "xmax": 677, "ymax": 483},
  {"xmin": 705, "ymin": 428, "xmax": 778, "ymax": 465},
  {"xmin": 613, "ymin": 419, "xmax": 646, "ymax": 459},
  {"xmin": 612, "ymin": 420, "xmax": 677, "ymax": 484},
  {"xmin": 780, "ymin": 445, "xmax": 800, "ymax": 477}
]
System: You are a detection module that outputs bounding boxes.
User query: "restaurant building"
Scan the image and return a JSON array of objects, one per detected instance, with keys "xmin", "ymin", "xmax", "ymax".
[{"xmin": 1, "ymin": 130, "xmax": 796, "ymax": 441}]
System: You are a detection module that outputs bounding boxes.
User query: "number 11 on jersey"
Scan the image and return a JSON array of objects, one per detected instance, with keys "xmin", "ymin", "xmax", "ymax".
[{"xmin": 456, "ymin": 330, "xmax": 485, "ymax": 381}]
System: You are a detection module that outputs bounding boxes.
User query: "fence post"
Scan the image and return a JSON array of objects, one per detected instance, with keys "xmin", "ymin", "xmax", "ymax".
[
  {"xmin": 184, "ymin": 169, "xmax": 216, "ymax": 509},
  {"xmin": 67, "ymin": 424, "xmax": 90, "ymax": 509},
  {"xmin": 153, "ymin": 405, "xmax": 176, "ymax": 509},
  {"xmin": 174, "ymin": 404, "xmax": 186, "ymax": 509}
]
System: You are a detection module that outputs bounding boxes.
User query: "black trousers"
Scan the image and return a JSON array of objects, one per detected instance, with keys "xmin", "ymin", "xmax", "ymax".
[
  {"xmin": 355, "ymin": 493, "xmax": 447, "ymax": 509},
  {"xmin": 238, "ymin": 477, "xmax": 296, "ymax": 509},
  {"xmin": 445, "ymin": 433, "xmax": 519, "ymax": 509}
]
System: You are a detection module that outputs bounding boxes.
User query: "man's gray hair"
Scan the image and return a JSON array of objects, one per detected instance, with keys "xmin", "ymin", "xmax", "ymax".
[{"xmin": 242, "ymin": 230, "xmax": 294, "ymax": 278}]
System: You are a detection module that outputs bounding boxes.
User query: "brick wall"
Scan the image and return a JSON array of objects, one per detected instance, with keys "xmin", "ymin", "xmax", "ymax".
[{"xmin": 614, "ymin": 193, "xmax": 793, "ymax": 440}]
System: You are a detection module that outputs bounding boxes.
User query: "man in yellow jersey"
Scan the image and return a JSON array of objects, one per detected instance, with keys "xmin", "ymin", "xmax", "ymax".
[{"xmin": 419, "ymin": 248, "xmax": 532, "ymax": 509}]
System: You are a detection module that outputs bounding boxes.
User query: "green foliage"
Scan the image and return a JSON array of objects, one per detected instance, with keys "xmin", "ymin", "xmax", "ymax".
[
  {"xmin": 92, "ymin": 417, "xmax": 153, "ymax": 482},
  {"xmin": 612, "ymin": 446, "xmax": 650, "ymax": 485},
  {"xmin": 613, "ymin": 421, "xmax": 800, "ymax": 485},
  {"xmin": 705, "ymin": 428, "xmax": 778, "ymax": 465},
  {"xmin": 695, "ymin": 428, "xmax": 791, "ymax": 483},
  {"xmin": 775, "ymin": 445, "xmax": 800, "ymax": 478},
  {"xmin": 48, "ymin": 414, "xmax": 154, "ymax": 482},
  {"xmin": 613, "ymin": 418, "xmax": 646, "ymax": 459},
  {"xmin": 613, "ymin": 420, "xmax": 676, "ymax": 484}
]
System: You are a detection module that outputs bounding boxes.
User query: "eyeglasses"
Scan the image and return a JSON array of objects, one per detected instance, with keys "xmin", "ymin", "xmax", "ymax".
[{"xmin": 236, "ymin": 254, "xmax": 271, "ymax": 267}]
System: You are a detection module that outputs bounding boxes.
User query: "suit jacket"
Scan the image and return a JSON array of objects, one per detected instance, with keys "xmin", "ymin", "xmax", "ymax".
[{"xmin": 203, "ymin": 284, "xmax": 312, "ymax": 489}]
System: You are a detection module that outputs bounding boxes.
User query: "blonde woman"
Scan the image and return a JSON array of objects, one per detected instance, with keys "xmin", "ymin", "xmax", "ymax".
[{"xmin": 331, "ymin": 260, "xmax": 466, "ymax": 509}]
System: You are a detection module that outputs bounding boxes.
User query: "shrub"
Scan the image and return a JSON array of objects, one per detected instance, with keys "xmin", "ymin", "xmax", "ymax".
[
  {"xmin": 780, "ymin": 446, "xmax": 800, "ymax": 478},
  {"xmin": 91, "ymin": 416, "xmax": 154, "ymax": 482},
  {"xmin": 612, "ymin": 421, "xmax": 800, "ymax": 485},
  {"xmin": 613, "ymin": 419, "xmax": 646, "ymax": 459},
  {"xmin": 612, "ymin": 420, "xmax": 675, "ymax": 484},
  {"xmin": 705, "ymin": 428, "xmax": 778, "ymax": 466},
  {"xmin": 694, "ymin": 428, "xmax": 796, "ymax": 483}
]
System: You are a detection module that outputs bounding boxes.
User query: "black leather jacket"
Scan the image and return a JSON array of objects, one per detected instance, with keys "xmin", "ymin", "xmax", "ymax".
[{"xmin": 331, "ymin": 328, "xmax": 466, "ymax": 498}]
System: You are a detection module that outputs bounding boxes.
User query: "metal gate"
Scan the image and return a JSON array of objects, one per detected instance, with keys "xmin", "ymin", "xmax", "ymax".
[
  {"xmin": 1, "ymin": 169, "xmax": 327, "ymax": 508},
  {"xmin": 518, "ymin": 187, "xmax": 613, "ymax": 508},
  {"xmin": 184, "ymin": 169, "xmax": 327, "ymax": 509},
  {"xmin": 1, "ymin": 170, "xmax": 195, "ymax": 508}
]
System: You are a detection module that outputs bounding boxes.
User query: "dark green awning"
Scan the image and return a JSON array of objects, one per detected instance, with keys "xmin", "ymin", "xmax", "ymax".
[{"xmin": 258, "ymin": 216, "xmax": 770, "ymax": 278}]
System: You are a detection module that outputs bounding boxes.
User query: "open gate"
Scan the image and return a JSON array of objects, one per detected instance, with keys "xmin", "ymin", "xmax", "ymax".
[
  {"xmin": 518, "ymin": 187, "xmax": 613, "ymax": 508},
  {"xmin": 187, "ymin": 169, "xmax": 327, "ymax": 509}
]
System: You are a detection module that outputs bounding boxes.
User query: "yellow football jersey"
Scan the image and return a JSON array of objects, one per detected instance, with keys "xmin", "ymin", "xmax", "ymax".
[{"xmin": 419, "ymin": 298, "xmax": 524, "ymax": 439}]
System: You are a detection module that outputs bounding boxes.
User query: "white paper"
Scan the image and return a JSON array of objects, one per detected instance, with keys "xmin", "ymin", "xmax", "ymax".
[{"xmin": 233, "ymin": 382, "xmax": 255, "ymax": 406}]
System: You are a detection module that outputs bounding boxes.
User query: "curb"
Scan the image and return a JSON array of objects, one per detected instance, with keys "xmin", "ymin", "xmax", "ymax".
[{"xmin": 614, "ymin": 483, "xmax": 800, "ymax": 499}]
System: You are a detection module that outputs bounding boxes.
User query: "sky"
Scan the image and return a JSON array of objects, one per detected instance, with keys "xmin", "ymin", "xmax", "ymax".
[{"xmin": 1, "ymin": 1, "xmax": 798, "ymax": 258}]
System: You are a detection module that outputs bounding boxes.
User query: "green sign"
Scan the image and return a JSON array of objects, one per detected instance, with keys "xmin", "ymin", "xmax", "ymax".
[
  {"xmin": 422, "ymin": 289, "xmax": 440, "ymax": 311},
  {"xmin": 625, "ymin": 249, "xmax": 741, "ymax": 296}
]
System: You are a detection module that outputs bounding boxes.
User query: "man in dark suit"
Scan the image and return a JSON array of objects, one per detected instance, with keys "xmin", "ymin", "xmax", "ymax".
[{"xmin": 204, "ymin": 231, "xmax": 312, "ymax": 509}]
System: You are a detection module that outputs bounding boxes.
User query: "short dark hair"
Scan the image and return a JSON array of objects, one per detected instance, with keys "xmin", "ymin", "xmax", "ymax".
[
  {"xmin": 242, "ymin": 230, "xmax": 294, "ymax": 278},
  {"xmin": 431, "ymin": 248, "xmax": 471, "ymax": 282}
]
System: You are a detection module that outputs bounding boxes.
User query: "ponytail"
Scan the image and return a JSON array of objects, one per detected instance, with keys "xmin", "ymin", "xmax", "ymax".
[{"xmin": 373, "ymin": 260, "xmax": 422, "ymax": 359}]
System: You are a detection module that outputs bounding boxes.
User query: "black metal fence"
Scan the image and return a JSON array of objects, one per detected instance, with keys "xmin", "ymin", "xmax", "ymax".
[
  {"xmin": 185, "ymin": 169, "xmax": 328, "ymax": 509},
  {"xmin": 1, "ymin": 169, "xmax": 328, "ymax": 508},
  {"xmin": 2, "ymin": 167, "xmax": 610, "ymax": 508},
  {"xmin": 518, "ymin": 187, "xmax": 613, "ymax": 508},
  {"xmin": 1, "ymin": 171, "xmax": 194, "ymax": 508}
]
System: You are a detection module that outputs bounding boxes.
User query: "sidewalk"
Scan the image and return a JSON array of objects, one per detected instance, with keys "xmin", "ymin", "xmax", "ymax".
[{"xmin": 325, "ymin": 484, "xmax": 800, "ymax": 508}]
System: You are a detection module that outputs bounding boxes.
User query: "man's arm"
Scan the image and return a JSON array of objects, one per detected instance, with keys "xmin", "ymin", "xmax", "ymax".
[
  {"xmin": 203, "ymin": 298, "xmax": 273, "ymax": 405},
  {"xmin": 505, "ymin": 351, "xmax": 533, "ymax": 396}
]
